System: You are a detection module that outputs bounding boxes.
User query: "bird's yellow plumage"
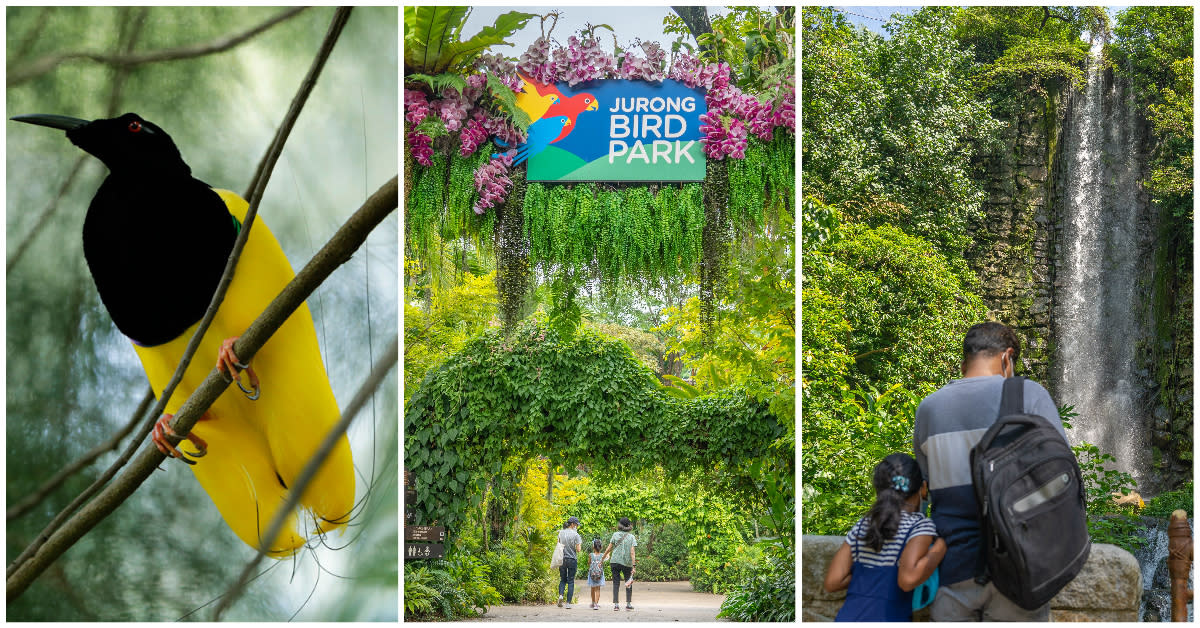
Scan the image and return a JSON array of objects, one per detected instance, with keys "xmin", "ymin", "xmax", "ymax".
[
  {"xmin": 515, "ymin": 80, "xmax": 560, "ymax": 123},
  {"xmin": 133, "ymin": 189, "xmax": 354, "ymax": 556}
]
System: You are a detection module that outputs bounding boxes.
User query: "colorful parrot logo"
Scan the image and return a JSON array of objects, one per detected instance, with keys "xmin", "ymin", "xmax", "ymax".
[{"xmin": 495, "ymin": 73, "xmax": 600, "ymax": 165}]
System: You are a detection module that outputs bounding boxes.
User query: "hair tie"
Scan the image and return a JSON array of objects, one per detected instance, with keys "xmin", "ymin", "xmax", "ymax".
[{"xmin": 890, "ymin": 475, "xmax": 911, "ymax": 493}]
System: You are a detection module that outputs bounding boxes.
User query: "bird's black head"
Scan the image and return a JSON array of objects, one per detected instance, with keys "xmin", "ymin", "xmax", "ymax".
[{"xmin": 12, "ymin": 112, "xmax": 190, "ymax": 177}]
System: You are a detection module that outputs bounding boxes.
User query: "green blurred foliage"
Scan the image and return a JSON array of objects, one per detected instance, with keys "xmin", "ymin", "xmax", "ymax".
[{"xmin": 6, "ymin": 6, "xmax": 397, "ymax": 621}]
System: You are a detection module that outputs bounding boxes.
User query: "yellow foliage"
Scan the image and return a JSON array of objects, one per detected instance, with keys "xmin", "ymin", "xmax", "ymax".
[{"xmin": 516, "ymin": 458, "xmax": 591, "ymax": 552}]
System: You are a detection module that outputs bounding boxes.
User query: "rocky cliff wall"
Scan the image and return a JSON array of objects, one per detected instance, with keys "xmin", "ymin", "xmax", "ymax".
[
  {"xmin": 965, "ymin": 85, "xmax": 1065, "ymax": 383},
  {"xmin": 802, "ymin": 535, "xmax": 1142, "ymax": 621}
]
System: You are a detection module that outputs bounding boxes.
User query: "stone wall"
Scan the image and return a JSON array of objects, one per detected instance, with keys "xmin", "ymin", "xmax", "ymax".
[
  {"xmin": 802, "ymin": 536, "xmax": 1141, "ymax": 621},
  {"xmin": 965, "ymin": 85, "xmax": 1065, "ymax": 383}
]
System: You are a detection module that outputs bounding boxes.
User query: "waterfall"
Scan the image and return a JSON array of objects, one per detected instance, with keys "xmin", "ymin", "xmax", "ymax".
[{"xmin": 1055, "ymin": 40, "xmax": 1155, "ymax": 490}]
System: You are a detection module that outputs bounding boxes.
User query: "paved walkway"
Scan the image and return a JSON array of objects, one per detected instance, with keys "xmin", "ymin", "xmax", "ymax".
[{"xmin": 473, "ymin": 580, "xmax": 727, "ymax": 622}]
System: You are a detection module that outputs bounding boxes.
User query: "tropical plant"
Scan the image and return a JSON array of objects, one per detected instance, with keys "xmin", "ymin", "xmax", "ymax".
[
  {"xmin": 403, "ymin": 7, "xmax": 535, "ymax": 75},
  {"xmin": 716, "ymin": 547, "xmax": 795, "ymax": 621}
]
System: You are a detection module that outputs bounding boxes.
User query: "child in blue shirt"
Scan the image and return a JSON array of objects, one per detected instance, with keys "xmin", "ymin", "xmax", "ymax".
[{"xmin": 823, "ymin": 453, "xmax": 946, "ymax": 621}]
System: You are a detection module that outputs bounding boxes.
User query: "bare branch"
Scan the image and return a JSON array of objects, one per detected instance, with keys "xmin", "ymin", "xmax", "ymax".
[
  {"xmin": 5, "ymin": 175, "xmax": 399, "ymax": 603},
  {"xmin": 213, "ymin": 336, "xmax": 398, "ymax": 620},
  {"xmin": 7, "ymin": 388, "xmax": 154, "ymax": 522},
  {"xmin": 6, "ymin": 7, "xmax": 308, "ymax": 87},
  {"xmin": 6, "ymin": 6, "xmax": 351, "ymax": 581}
]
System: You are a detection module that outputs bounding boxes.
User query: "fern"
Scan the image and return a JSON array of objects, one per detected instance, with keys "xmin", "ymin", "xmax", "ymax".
[
  {"xmin": 404, "ymin": 7, "xmax": 535, "ymax": 74},
  {"xmin": 486, "ymin": 73, "xmax": 531, "ymax": 130},
  {"xmin": 414, "ymin": 117, "xmax": 450, "ymax": 139},
  {"xmin": 406, "ymin": 72, "xmax": 469, "ymax": 96}
]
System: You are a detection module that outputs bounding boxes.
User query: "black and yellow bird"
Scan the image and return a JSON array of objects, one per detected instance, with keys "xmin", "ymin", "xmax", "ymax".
[{"xmin": 12, "ymin": 112, "xmax": 355, "ymax": 556}]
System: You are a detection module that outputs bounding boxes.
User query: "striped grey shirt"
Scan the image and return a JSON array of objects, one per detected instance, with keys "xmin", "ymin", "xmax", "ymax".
[{"xmin": 846, "ymin": 511, "xmax": 937, "ymax": 567}]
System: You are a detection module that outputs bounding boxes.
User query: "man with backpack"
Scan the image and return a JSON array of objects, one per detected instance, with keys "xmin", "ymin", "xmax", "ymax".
[{"xmin": 913, "ymin": 322, "xmax": 1082, "ymax": 621}]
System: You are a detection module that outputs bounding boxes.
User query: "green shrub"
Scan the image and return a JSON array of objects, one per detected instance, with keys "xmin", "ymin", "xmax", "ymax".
[
  {"xmin": 726, "ymin": 543, "xmax": 766, "ymax": 584},
  {"xmin": 523, "ymin": 565, "xmax": 556, "ymax": 603},
  {"xmin": 1072, "ymin": 441, "xmax": 1148, "ymax": 554},
  {"xmin": 646, "ymin": 522, "xmax": 690, "ymax": 579},
  {"xmin": 483, "ymin": 546, "xmax": 529, "ymax": 602},
  {"xmin": 405, "ymin": 552, "xmax": 503, "ymax": 620},
  {"xmin": 717, "ymin": 547, "xmax": 795, "ymax": 622},
  {"xmin": 402, "ymin": 563, "xmax": 443, "ymax": 620},
  {"xmin": 1144, "ymin": 482, "xmax": 1194, "ymax": 518}
]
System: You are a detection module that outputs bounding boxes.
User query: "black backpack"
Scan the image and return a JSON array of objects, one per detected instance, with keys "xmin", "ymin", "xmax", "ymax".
[{"xmin": 970, "ymin": 376, "xmax": 1091, "ymax": 610}]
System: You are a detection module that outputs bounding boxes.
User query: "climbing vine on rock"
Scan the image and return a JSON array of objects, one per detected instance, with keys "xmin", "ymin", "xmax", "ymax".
[{"xmin": 403, "ymin": 317, "xmax": 782, "ymax": 532}]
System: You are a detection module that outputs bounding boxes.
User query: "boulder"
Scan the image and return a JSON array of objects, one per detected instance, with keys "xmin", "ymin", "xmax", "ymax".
[{"xmin": 802, "ymin": 536, "xmax": 1141, "ymax": 621}]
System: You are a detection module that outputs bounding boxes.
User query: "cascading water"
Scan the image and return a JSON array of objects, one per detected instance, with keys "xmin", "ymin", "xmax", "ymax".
[{"xmin": 1054, "ymin": 39, "xmax": 1154, "ymax": 490}]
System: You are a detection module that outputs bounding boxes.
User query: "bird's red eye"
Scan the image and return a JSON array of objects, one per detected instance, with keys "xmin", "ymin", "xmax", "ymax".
[{"xmin": 128, "ymin": 121, "xmax": 142, "ymax": 133}]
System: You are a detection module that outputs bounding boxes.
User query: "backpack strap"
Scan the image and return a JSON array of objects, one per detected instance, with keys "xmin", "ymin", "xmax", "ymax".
[
  {"xmin": 999, "ymin": 376, "xmax": 1025, "ymax": 417},
  {"xmin": 976, "ymin": 376, "xmax": 1025, "ymax": 585}
]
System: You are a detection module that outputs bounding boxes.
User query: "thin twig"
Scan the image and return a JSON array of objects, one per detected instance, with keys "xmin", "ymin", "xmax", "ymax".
[
  {"xmin": 6, "ymin": 388, "xmax": 154, "ymax": 522},
  {"xmin": 213, "ymin": 336, "xmax": 398, "ymax": 620},
  {"xmin": 6, "ymin": 6, "xmax": 351, "ymax": 580},
  {"xmin": 5, "ymin": 175, "xmax": 399, "ymax": 603},
  {"xmin": 6, "ymin": 7, "xmax": 308, "ymax": 87}
]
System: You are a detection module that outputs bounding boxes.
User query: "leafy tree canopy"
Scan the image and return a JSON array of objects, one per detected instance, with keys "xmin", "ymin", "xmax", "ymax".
[
  {"xmin": 1112, "ymin": 6, "xmax": 1193, "ymax": 220},
  {"xmin": 802, "ymin": 6, "xmax": 1001, "ymax": 256},
  {"xmin": 801, "ymin": 197, "xmax": 988, "ymax": 408}
]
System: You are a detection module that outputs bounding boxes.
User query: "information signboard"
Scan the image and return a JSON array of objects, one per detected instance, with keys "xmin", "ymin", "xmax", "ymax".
[{"xmin": 522, "ymin": 78, "xmax": 707, "ymax": 182}]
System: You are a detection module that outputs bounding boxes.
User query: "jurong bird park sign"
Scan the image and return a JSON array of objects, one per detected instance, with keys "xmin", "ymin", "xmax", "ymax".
[{"xmin": 516, "ymin": 77, "xmax": 707, "ymax": 182}]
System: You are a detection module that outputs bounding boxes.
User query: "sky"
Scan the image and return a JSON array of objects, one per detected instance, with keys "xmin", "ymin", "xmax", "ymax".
[{"xmin": 835, "ymin": 5, "xmax": 1131, "ymax": 39}]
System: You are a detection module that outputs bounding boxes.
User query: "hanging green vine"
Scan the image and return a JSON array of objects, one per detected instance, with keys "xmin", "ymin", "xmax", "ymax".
[
  {"xmin": 522, "ymin": 182, "xmax": 706, "ymax": 286},
  {"xmin": 407, "ymin": 151, "xmax": 448, "ymax": 256},
  {"xmin": 700, "ymin": 159, "xmax": 732, "ymax": 338},
  {"xmin": 405, "ymin": 135, "xmax": 795, "ymax": 342},
  {"xmin": 403, "ymin": 317, "xmax": 782, "ymax": 532},
  {"xmin": 496, "ymin": 168, "xmax": 529, "ymax": 329},
  {"xmin": 728, "ymin": 135, "xmax": 795, "ymax": 235},
  {"xmin": 406, "ymin": 147, "xmax": 495, "ymax": 262}
]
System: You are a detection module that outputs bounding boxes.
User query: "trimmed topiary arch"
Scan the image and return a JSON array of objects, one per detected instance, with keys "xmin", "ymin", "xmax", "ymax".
[{"xmin": 404, "ymin": 317, "xmax": 783, "ymax": 532}]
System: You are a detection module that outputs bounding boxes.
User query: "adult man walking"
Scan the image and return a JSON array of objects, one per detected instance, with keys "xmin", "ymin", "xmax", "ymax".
[
  {"xmin": 557, "ymin": 516, "xmax": 583, "ymax": 609},
  {"xmin": 913, "ymin": 322, "xmax": 1067, "ymax": 621}
]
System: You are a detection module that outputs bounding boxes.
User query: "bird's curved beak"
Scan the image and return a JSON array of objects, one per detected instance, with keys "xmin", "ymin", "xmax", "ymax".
[
  {"xmin": 10, "ymin": 114, "xmax": 89, "ymax": 131},
  {"xmin": 586, "ymin": 100, "xmax": 599, "ymax": 111}
]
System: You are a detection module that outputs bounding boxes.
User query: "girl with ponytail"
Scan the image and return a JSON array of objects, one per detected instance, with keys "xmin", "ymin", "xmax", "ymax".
[{"xmin": 823, "ymin": 453, "xmax": 947, "ymax": 621}]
